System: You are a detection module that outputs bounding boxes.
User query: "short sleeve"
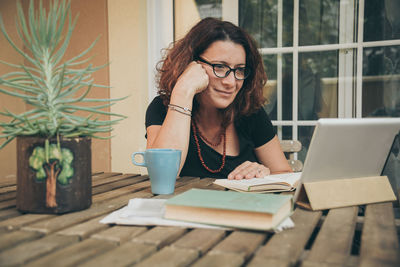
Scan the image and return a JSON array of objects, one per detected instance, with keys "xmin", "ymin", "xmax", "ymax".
[{"xmin": 145, "ymin": 96, "xmax": 167, "ymax": 127}]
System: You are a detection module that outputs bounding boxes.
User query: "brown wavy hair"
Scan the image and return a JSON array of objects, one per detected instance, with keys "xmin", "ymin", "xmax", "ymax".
[{"xmin": 157, "ymin": 17, "xmax": 267, "ymax": 126}]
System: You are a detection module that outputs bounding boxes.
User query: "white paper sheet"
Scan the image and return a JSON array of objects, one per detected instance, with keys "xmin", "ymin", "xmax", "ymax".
[{"xmin": 100, "ymin": 198, "xmax": 295, "ymax": 232}]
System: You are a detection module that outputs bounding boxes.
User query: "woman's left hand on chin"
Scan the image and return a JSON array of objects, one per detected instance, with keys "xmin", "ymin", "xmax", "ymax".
[{"xmin": 227, "ymin": 161, "xmax": 270, "ymax": 180}]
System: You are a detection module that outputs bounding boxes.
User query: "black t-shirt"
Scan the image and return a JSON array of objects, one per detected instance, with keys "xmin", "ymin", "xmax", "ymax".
[{"xmin": 145, "ymin": 96, "xmax": 276, "ymax": 178}]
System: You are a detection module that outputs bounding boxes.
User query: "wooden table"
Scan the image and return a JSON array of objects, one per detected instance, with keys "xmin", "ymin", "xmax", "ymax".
[{"xmin": 0, "ymin": 173, "xmax": 399, "ymax": 267}]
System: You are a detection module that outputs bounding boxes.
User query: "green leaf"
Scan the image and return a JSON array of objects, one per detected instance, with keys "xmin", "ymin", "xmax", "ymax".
[
  {"xmin": 29, "ymin": 146, "xmax": 45, "ymax": 170},
  {"xmin": 51, "ymin": 13, "xmax": 77, "ymax": 66},
  {"xmin": 49, "ymin": 143, "xmax": 62, "ymax": 161},
  {"xmin": 45, "ymin": 138, "xmax": 49, "ymax": 163}
]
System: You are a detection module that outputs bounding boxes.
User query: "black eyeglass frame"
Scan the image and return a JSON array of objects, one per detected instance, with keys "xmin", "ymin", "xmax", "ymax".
[{"xmin": 197, "ymin": 57, "xmax": 251, "ymax": 80}]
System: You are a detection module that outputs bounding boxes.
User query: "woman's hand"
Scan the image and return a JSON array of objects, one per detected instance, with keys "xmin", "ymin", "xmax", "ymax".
[
  {"xmin": 174, "ymin": 61, "xmax": 209, "ymax": 97},
  {"xmin": 227, "ymin": 161, "xmax": 270, "ymax": 180}
]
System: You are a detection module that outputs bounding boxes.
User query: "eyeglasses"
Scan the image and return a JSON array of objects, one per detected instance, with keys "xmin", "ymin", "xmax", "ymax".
[{"xmin": 197, "ymin": 57, "xmax": 250, "ymax": 80}]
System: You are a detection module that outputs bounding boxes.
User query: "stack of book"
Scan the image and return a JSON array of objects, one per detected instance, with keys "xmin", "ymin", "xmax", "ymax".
[{"xmin": 164, "ymin": 188, "xmax": 293, "ymax": 231}]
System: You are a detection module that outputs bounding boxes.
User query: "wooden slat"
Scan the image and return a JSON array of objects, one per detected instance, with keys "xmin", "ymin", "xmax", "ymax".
[
  {"xmin": 359, "ymin": 202, "xmax": 400, "ymax": 267},
  {"xmin": 302, "ymin": 206, "xmax": 358, "ymax": 266},
  {"xmin": 0, "ymin": 208, "xmax": 20, "ymax": 221},
  {"xmin": 0, "ymin": 191, "xmax": 16, "ymax": 202},
  {"xmin": 0, "ymin": 185, "xmax": 16, "ymax": 194},
  {"xmin": 246, "ymin": 257, "xmax": 291, "ymax": 267},
  {"xmin": 0, "ymin": 234, "xmax": 78, "ymax": 266},
  {"xmin": 170, "ymin": 178, "xmax": 215, "ymax": 195},
  {"xmin": 247, "ymin": 208, "xmax": 322, "ymax": 267},
  {"xmin": 144, "ymin": 176, "xmax": 202, "ymax": 198},
  {"xmin": 92, "ymin": 179, "xmax": 151, "ymax": 203},
  {"xmin": 135, "ymin": 246, "xmax": 199, "ymax": 267},
  {"xmin": 91, "ymin": 225, "xmax": 147, "ymax": 244},
  {"xmin": 0, "ymin": 214, "xmax": 54, "ymax": 231},
  {"xmin": 356, "ymin": 214, "xmax": 400, "ymax": 232},
  {"xmin": 191, "ymin": 252, "xmax": 245, "ymax": 267},
  {"xmin": 280, "ymin": 140, "xmax": 303, "ymax": 172},
  {"xmin": 171, "ymin": 228, "xmax": 226, "ymax": 255},
  {"xmin": 91, "ymin": 172, "xmax": 123, "ymax": 180},
  {"xmin": 22, "ymin": 191, "xmax": 152, "ymax": 234},
  {"xmin": 0, "ymin": 199, "xmax": 15, "ymax": 210},
  {"xmin": 210, "ymin": 231, "xmax": 268, "ymax": 260},
  {"xmin": 79, "ymin": 242, "xmax": 156, "ymax": 267},
  {"xmin": 56, "ymin": 215, "xmax": 110, "ymax": 239},
  {"xmin": 0, "ymin": 230, "xmax": 43, "ymax": 252},
  {"xmin": 188, "ymin": 230, "xmax": 267, "ymax": 267},
  {"xmin": 280, "ymin": 140, "xmax": 302, "ymax": 152},
  {"xmin": 132, "ymin": 226, "xmax": 187, "ymax": 249},
  {"xmin": 0, "ymin": 177, "xmax": 16, "ymax": 188},
  {"xmin": 25, "ymin": 238, "xmax": 117, "ymax": 267},
  {"xmin": 92, "ymin": 175, "xmax": 147, "ymax": 195},
  {"xmin": 92, "ymin": 173, "xmax": 140, "ymax": 187},
  {"xmin": 175, "ymin": 176, "xmax": 202, "ymax": 188},
  {"xmin": 288, "ymin": 159, "xmax": 303, "ymax": 172}
]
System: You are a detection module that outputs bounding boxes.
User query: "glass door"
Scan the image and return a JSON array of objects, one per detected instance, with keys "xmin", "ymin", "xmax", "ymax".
[{"xmin": 171, "ymin": 0, "xmax": 400, "ymax": 161}]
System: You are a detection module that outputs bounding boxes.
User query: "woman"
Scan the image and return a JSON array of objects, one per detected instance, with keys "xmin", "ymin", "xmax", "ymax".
[{"xmin": 146, "ymin": 18, "xmax": 292, "ymax": 179}]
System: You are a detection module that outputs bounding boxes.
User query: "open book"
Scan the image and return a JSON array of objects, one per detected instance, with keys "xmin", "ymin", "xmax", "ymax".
[{"xmin": 213, "ymin": 172, "xmax": 302, "ymax": 193}]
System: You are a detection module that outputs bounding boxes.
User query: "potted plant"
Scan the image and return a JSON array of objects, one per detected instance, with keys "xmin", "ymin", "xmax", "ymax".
[{"xmin": 0, "ymin": 0, "xmax": 126, "ymax": 213}]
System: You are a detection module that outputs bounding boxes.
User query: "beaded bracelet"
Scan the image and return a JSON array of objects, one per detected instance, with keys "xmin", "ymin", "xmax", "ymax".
[{"xmin": 168, "ymin": 104, "xmax": 192, "ymax": 116}]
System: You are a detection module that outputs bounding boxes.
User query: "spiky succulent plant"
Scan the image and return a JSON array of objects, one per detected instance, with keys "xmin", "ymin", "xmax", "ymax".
[{"xmin": 0, "ymin": 0, "xmax": 126, "ymax": 149}]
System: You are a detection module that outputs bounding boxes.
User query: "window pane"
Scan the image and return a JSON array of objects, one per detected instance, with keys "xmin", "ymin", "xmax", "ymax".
[
  {"xmin": 299, "ymin": 0, "xmax": 339, "ymax": 45},
  {"xmin": 263, "ymin": 54, "xmax": 278, "ymax": 120},
  {"xmin": 362, "ymin": 46, "xmax": 400, "ymax": 117},
  {"xmin": 381, "ymin": 133, "xmax": 400, "ymax": 198},
  {"xmin": 298, "ymin": 51, "xmax": 338, "ymax": 120},
  {"xmin": 298, "ymin": 126, "xmax": 315, "ymax": 163},
  {"xmin": 239, "ymin": 0, "xmax": 277, "ymax": 48},
  {"xmin": 274, "ymin": 125, "xmax": 292, "ymax": 139},
  {"xmin": 195, "ymin": 0, "xmax": 222, "ymax": 18},
  {"xmin": 239, "ymin": 0, "xmax": 293, "ymax": 47},
  {"xmin": 174, "ymin": 0, "xmax": 222, "ymax": 40},
  {"xmin": 263, "ymin": 54, "xmax": 293, "ymax": 120},
  {"xmin": 364, "ymin": 0, "xmax": 400, "ymax": 42},
  {"xmin": 283, "ymin": 0, "xmax": 294, "ymax": 47}
]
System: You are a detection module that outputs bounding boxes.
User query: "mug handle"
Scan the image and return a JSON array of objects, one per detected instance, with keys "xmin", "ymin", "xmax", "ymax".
[{"xmin": 131, "ymin": 152, "xmax": 146, "ymax": 166}]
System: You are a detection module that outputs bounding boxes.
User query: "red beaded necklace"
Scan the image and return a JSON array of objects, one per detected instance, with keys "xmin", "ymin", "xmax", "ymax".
[
  {"xmin": 195, "ymin": 124, "xmax": 224, "ymax": 147},
  {"xmin": 191, "ymin": 120, "xmax": 226, "ymax": 173}
]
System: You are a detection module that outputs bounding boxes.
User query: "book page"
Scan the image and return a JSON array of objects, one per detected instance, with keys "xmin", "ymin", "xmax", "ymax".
[{"xmin": 214, "ymin": 172, "xmax": 302, "ymax": 191}]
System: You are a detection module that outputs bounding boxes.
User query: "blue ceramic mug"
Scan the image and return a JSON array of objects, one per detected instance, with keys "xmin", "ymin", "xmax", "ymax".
[{"xmin": 131, "ymin": 149, "xmax": 181, "ymax": 194}]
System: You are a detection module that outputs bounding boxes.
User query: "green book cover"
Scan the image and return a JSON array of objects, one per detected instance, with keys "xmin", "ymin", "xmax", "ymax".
[{"xmin": 165, "ymin": 188, "xmax": 292, "ymax": 215}]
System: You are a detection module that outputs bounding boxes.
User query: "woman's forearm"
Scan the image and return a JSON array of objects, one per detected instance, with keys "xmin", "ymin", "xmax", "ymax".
[{"xmin": 146, "ymin": 85, "xmax": 196, "ymax": 171}]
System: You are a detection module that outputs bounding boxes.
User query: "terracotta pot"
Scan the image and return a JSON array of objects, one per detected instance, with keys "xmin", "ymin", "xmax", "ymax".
[{"xmin": 16, "ymin": 136, "xmax": 92, "ymax": 214}]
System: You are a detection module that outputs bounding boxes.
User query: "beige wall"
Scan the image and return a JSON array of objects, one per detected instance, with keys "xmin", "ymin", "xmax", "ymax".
[
  {"xmin": 69, "ymin": 0, "xmax": 112, "ymax": 173},
  {"xmin": 174, "ymin": 0, "xmax": 200, "ymax": 40},
  {"xmin": 0, "ymin": 0, "xmax": 148, "ymax": 179},
  {"xmin": 108, "ymin": 0, "xmax": 148, "ymax": 174},
  {"xmin": 0, "ymin": 0, "xmax": 26, "ymax": 180}
]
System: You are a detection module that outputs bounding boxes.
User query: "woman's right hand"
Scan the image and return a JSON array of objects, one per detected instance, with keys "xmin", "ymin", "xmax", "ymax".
[{"xmin": 174, "ymin": 61, "xmax": 209, "ymax": 97}]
